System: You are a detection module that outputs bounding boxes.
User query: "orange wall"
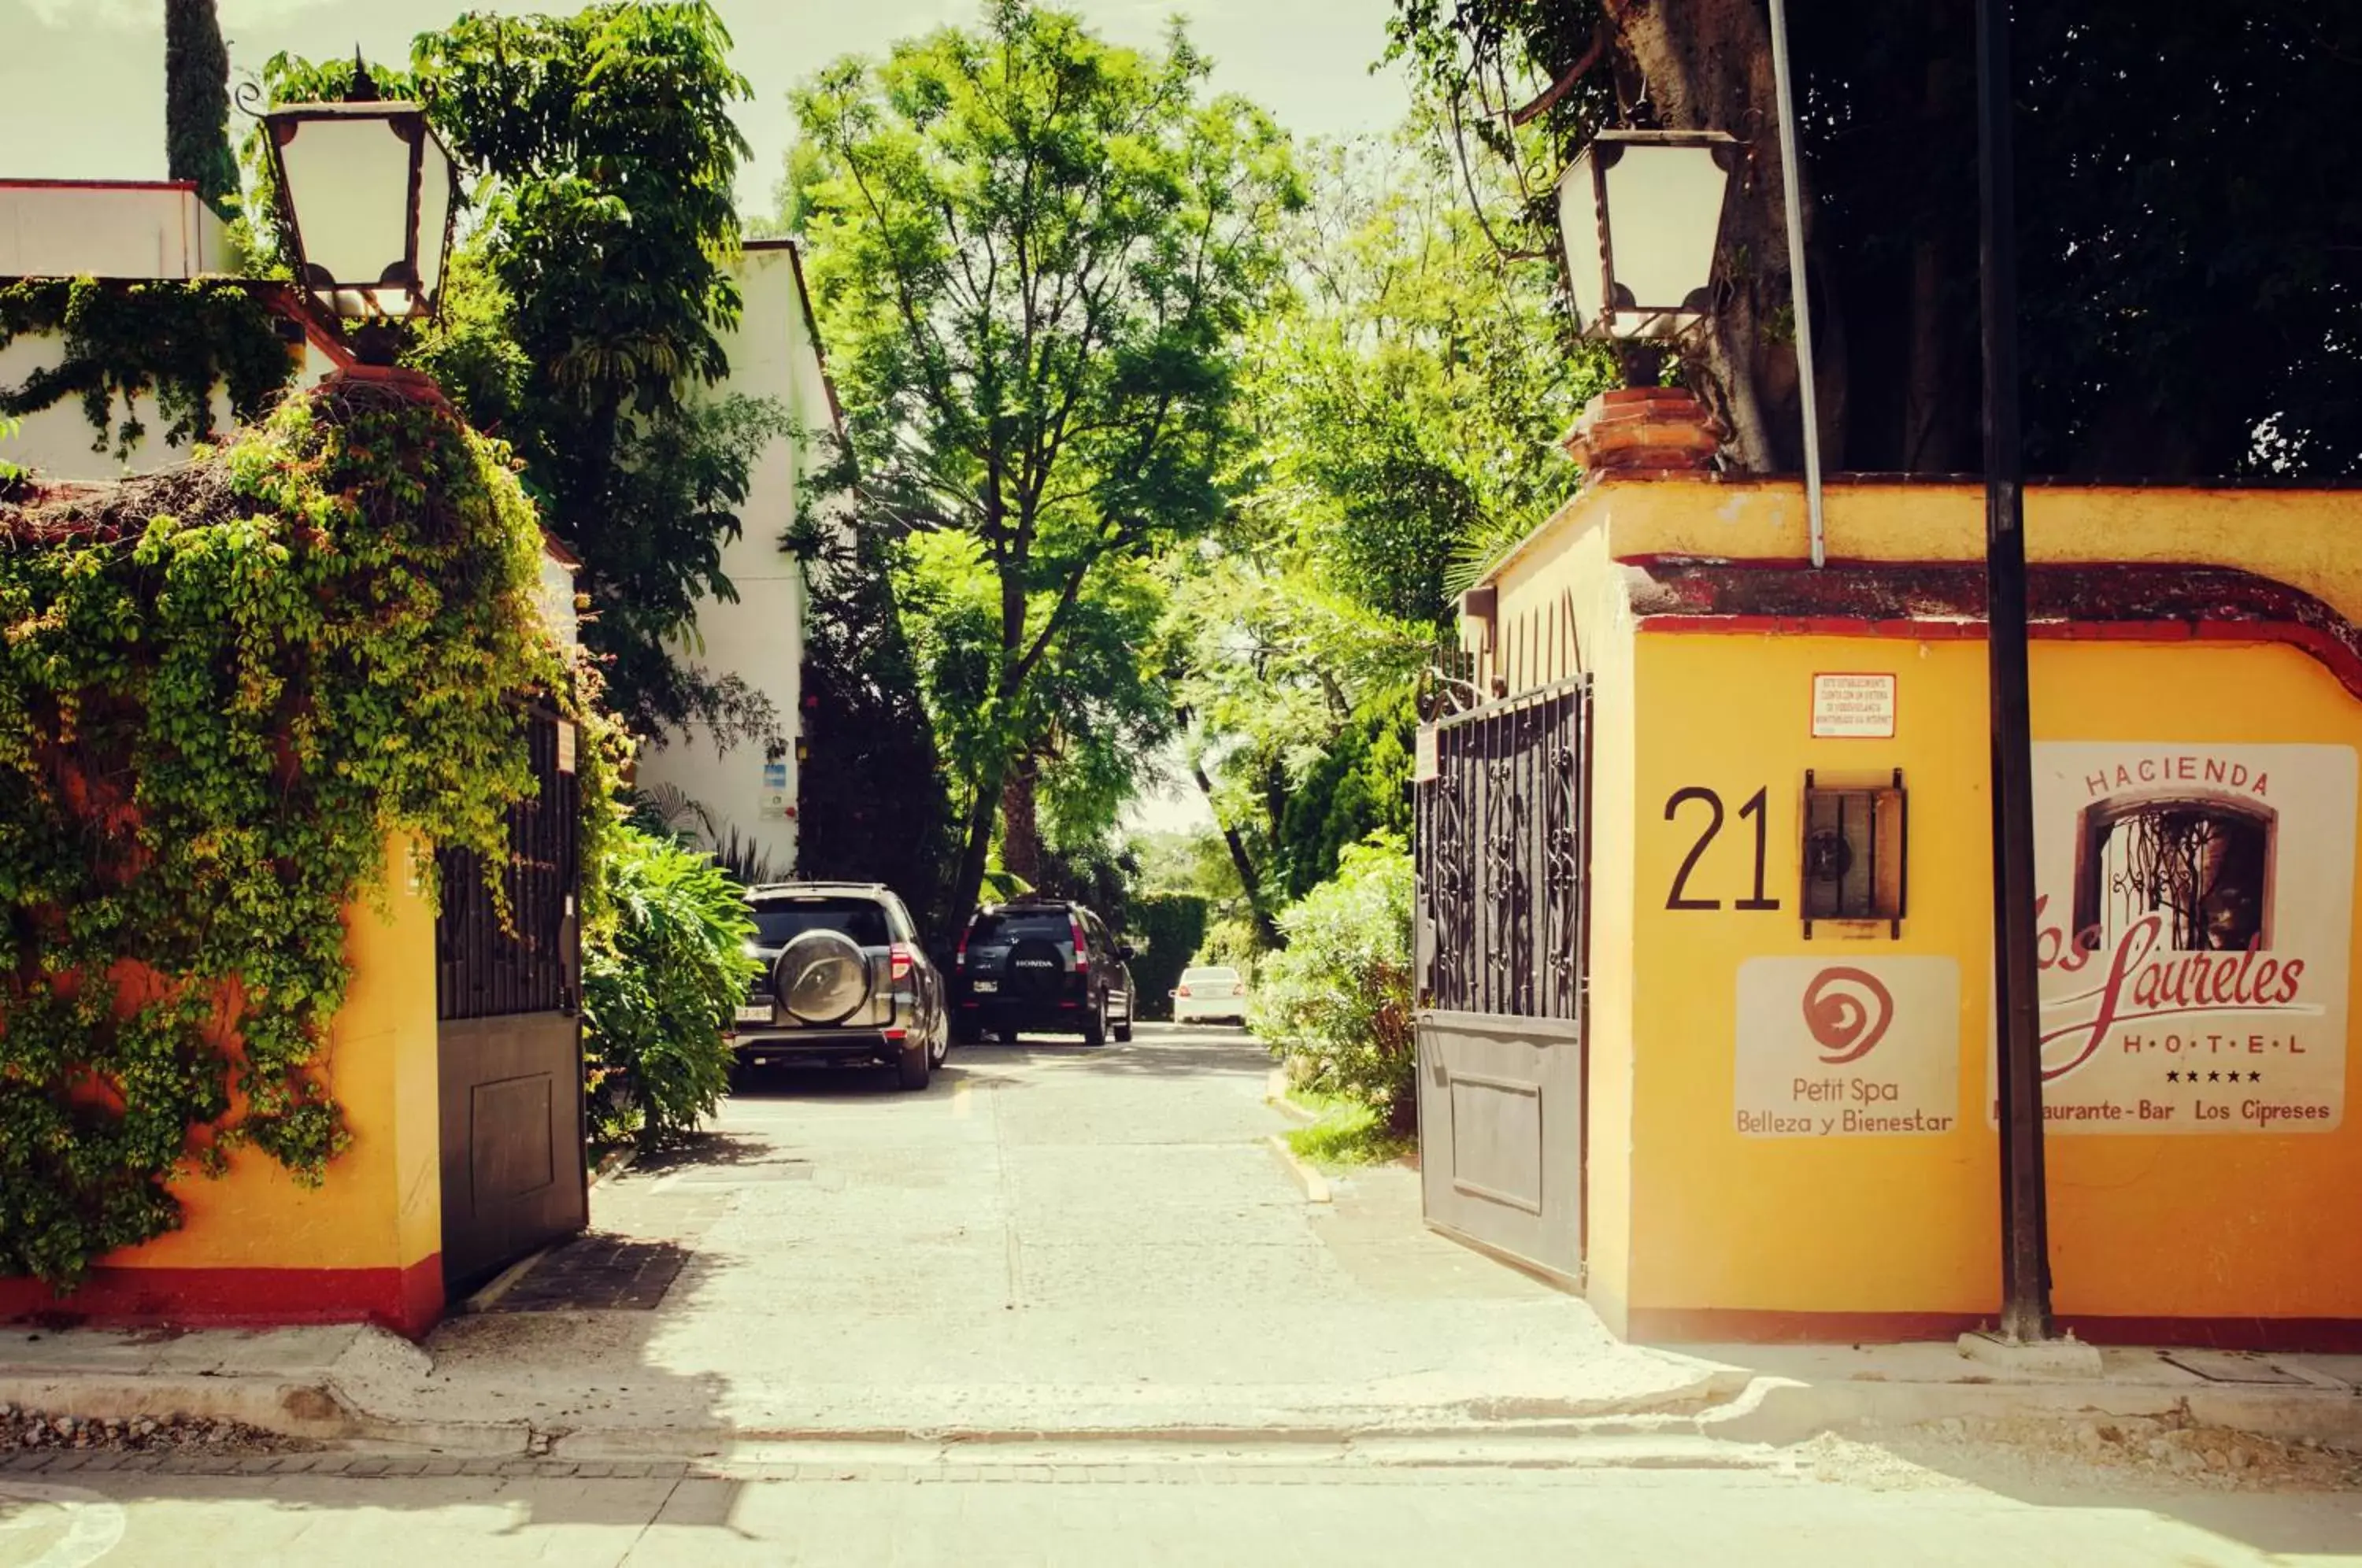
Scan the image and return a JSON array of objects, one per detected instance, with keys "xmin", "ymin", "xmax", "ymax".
[{"xmin": 101, "ymin": 837, "xmax": 441, "ymax": 1278}]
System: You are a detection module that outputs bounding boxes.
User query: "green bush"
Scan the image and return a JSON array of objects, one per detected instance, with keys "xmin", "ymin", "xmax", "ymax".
[
  {"xmin": 1247, "ymin": 837, "xmax": 1416, "ymax": 1133},
  {"xmin": 1191, "ymin": 915, "xmax": 1268, "ymax": 982},
  {"xmin": 1126, "ymin": 891, "xmax": 1210, "ymax": 1021},
  {"xmin": 582, "ymin": 825, "xmax": 759, "ymax": 1152}
]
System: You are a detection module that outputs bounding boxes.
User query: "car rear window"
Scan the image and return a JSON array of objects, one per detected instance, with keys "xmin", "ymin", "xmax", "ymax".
[
  {"xmin": 968, "ymin": 910, "xmax": 1074, "ymax": 944},
  {"xmin": 1183, "ymin": 967, "xmax": 1241, "ymax": 983},
  {"xmin": 750, "ymin": 897, "xmax": 891, "ymax": 949}
]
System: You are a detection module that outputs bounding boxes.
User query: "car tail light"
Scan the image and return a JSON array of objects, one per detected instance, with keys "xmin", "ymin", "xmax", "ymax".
[
  {"xmin": 890, "ymin": 942, "xmax": 916, "ymax": 982},
  {"xmin": 883, "ymin": 1026, "xmax": 906, "ymax": 1043},
  {"xmin": 953, "ymin": 929, "xmax": 968, "ymax": 969},
  {"xmin": 1176, "ymin": 985, "xmax": 1191, "ymax": 997},
  {"xmin": 1070, "ymin": 913, "xmax": 1089, "ymax": 974}
]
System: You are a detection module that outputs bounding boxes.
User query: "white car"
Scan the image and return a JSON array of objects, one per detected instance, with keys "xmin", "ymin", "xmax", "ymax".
[{"xmin": 1171, "ymin": 965, "xmax": 1249, "ymax": 1024}]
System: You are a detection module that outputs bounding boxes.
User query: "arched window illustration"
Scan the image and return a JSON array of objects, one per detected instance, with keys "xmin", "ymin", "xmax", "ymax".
[{"xmin": 2072, "ymin": 794, "xmax": 2275, "ymax": 953}]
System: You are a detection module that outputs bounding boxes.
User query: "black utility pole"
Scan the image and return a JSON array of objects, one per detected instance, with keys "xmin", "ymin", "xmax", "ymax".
[{"xmin": 1977, "ymin": 0, "xmax": 2053, "ymax": 1341}]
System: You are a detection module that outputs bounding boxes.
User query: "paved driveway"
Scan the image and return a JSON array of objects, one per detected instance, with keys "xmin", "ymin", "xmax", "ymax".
[{"xmin": 383, "ymin": 1024, "xmax": 1714, "ymax": 1441}]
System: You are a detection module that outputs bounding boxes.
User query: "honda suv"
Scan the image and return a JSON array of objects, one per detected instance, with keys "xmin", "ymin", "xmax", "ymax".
[
  {"xmin": 731, "ymin": 882, "xmax": 949, "ymax": 1089},
  {"xmin": 952, "ymin": 897, "xmax": 1135, "ymax": 1046}
]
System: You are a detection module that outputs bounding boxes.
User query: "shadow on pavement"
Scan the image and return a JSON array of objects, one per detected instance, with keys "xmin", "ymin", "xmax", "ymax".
[{"xmin": 1779, "ymin": 1420, "xmax": 2362, "ymax": 1559}]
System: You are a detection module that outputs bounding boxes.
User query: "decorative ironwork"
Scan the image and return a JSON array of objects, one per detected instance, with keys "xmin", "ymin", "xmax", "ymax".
[
  {"xmin": 436, "ymin": 709, "xmax": 579, "ymax": 1021},
  {"xmin": 2079, "ymin": 797, "xmax": 2272, "ymax": 952},
  {"xmin": 1416, "ymin": 679, "xmax": 1590, "ymax": 1021}
]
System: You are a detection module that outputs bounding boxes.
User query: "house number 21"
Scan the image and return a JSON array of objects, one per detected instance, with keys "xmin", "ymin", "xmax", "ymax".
[{"xmin": 1664, "ymin": 786, "xmax": 1781, "ymax": 912}]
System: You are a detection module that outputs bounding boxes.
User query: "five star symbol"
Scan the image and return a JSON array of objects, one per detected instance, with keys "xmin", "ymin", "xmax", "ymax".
[{"xmin": 2164, "ymin": 1069, "xmax": 2265, "ymax": 1084}]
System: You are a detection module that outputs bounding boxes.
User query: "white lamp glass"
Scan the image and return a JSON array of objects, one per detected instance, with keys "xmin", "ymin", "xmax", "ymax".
[
  {"xmin": 265, "ymin": 100, "xmax": 458, "ymax": 321},
  {"xmin": 413, "ymin": 131, "xmax": 454, "ymax": 301},
  {"xmin": 1557, "ymin": 157, "xmax": 1609, "ymax": 335},
  {"xmin": 276, "ymin": 113, "xmax": 413, "ymax": 293},
  {"xmin": 1554, "ymin": 129, "xmax": 1737, "ymax": 339},
  {"xmin": 1601, "ymin": 142, "xmax": 1731, "ymax": 312}
]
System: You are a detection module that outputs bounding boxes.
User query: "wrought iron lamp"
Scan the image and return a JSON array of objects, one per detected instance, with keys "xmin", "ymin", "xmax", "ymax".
[
  {"xmin": 258, "ymin": 59, "xmax": 458, "ymax": 363},
  {"xmin": 1553, "ymin": 128, "xmax": 1739, "ymax": 348}
]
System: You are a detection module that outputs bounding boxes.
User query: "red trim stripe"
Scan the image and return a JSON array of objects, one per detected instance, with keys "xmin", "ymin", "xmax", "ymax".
[
  {"xmin": 1626, "ymin": 560, "xmax": 2362, "ymax": 704},
  {"xmin": 0, "ymin": 1256, "xmax": 443, "ymax": 1339},
  {"xmin": 1626, "ymin": 1306, "xmax": 2362, "ymax": 1352},
  {"xmin": 1642, "ymin": 616, "xmax": 2362, "ymax": 704}
]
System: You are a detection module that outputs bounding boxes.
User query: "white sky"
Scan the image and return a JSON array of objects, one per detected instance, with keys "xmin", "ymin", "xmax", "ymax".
[
  {"xmin": 1, "ymin": 0, "xmax": 1402, "ymax": 841},
  {"xmin": 0, "ymin": 0, "xmax": 1414, "ymax": 217}
]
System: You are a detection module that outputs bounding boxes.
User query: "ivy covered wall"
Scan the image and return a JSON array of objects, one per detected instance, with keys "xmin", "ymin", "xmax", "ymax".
[{"xmin": 0, "ymin": 379, "xmax": 609, "ymax": 1288}]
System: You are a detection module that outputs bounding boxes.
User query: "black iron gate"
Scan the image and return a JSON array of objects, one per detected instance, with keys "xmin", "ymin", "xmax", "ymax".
[
  {"xmin": 1413, "ymin": 679, "xmax": 1590, "ymax": 1285},
  {"xmin": 435, "ymin": 710, "xmax": 588, "ymax": 1293}
]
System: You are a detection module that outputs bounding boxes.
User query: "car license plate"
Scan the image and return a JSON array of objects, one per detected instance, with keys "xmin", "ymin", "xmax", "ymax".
[
  {"xmin": 972, "ymin": 980, "xmax": 999, "ymax": 993},
  {"xmin": 735, "ymin": 1004, "xmax": 772, "ymax": 1024}
]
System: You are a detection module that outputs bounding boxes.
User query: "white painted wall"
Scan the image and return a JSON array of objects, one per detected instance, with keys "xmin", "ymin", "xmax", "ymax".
[
  {"xmin": 633, "ymin": 242, "xmax": 843, "ymax": 879},
  {"xmin": 0, "ymin": 182, "xmax": 331, "ymax": 483},
  {"xmin": 0, "ymin": 181, "xmax": 228, "ymax": 280}
]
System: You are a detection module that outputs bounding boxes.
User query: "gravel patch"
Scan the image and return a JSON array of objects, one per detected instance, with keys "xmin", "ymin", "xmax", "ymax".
[
  {"xmin": 0, "ymin": 1403, "xmax": 298, "ymax": 1455},
  {"xmin": 1788, "ymin": 1409, "xmax": 2362, "ymax": 1496}
]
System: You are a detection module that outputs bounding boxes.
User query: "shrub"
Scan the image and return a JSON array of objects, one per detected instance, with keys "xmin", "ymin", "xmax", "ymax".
[
  {"xmin": 1127, "ymin": 891, "xmax": 1210, "ymax": 1021},
  {"xmin": 1190, "ymin": 915, "xmax": 1268, "ymax": 983},
  {"xmin": 1247, "ymin": 837, "xmax": 1416, "ymax": 1133},
  {"xmin": 582, "ymin": 826, "xmax": 759, "ymax": 1152}
]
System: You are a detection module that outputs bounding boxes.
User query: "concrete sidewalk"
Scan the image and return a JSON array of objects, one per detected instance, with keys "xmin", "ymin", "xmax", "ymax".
[{"xmin": 6, "ymin": 1030, "xmax": 2360, "ymax": 1462}]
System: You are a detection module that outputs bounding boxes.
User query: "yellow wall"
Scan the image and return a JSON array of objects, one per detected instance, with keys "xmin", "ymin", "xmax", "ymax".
[
  {"xmin": 1472, "ymin": 476, "xmax": 2362, "ymax": 1336},
  {"xmin": 120, "ymin": 837, "xmax": 442, "ymax": 1276},
  {"xmin": 1628, "ymin": 632, "xmax": 2362, "ymax": 1323}
]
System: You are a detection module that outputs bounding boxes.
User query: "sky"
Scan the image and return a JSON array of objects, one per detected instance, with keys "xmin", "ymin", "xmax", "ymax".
[
  {"xmin": 0, "ymin": 0, "xmax": 1413, "ymax": 840},
  {"xmin": 0, "ymin": 0, "xmax": 1416, "ymax": 219}
]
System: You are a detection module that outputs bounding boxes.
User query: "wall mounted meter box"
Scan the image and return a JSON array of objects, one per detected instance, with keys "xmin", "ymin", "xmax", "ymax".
[{"xmin": 1801, "ymin": 767, "xmax": 1908, "ymax": 936}]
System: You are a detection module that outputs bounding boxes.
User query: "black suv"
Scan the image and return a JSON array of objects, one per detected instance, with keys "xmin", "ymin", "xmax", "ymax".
[
  {"xmin": 731, "ymin": 882, "xmax": 950, "ymax": 1089},
  {"xmin": 952, "ymin": 898, "xmax": 1135, "ymax": 1046}
]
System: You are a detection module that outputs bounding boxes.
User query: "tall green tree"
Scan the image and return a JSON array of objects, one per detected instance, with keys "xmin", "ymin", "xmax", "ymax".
[
  {"xmin": 1389, "ymin": 0, "xmax": 2362, "ymax": 478},
  {"xmin": 258, "ymin": 6, "xmax": 788, "ymax": 745},
  {"xmin": 164, "ymin": 0, "xmax": 239, "ymax": 212},
  {"xmin": 786, "ymin": 0, "xmax": 1301, "ymax": 932},
  {"xmin": 1164, "ymin": 135, "xmax": 1599, "ymax": 926},
  {"xmin": 790, "ymin": 490, "xmax": 953, "ymax": 931}
]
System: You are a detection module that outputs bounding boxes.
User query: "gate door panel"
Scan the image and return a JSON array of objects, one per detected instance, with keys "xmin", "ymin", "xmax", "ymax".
[
  {"xmin": 1415, "ymin": 682, "xmax": 1589, "ymax": 1285},
  {"xmin": 436, "ymin": 712, "xmax": 588, "ymax": 1293}
]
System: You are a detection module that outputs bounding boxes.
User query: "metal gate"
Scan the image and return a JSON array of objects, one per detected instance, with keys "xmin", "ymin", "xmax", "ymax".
[
  {"xmin": 435, "ymin": 711, "xmax": 588, "ymax": 1293},
  {"xmin": 1413, "ymin": 679, "xmax": 1590, "ymax": 1285}
]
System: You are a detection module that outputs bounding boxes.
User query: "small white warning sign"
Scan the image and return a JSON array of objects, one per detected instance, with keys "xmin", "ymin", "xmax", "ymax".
[{"xmin": 1812, "ymin": 673, "xmax": 1897, "ymax": 739}]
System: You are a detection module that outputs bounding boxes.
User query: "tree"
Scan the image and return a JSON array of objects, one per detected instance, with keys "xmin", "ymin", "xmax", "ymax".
[
  {"xmin": 259, "ymin": 7, "xmax": 788, "ymax": 745},
  {"xmin": 786, "ymin": 0, "xmax": 1301, "ymax": 933},
  {"xmin": 1388, "ymin": 0, "xmax": 2362, "ymax": 479},
  {"xmin": 1161, "ymin": 135, "xmax": 1594, "ymax": 928},
  {"xmin": 165, "ymin": 0, "xmax": 239, "ymax": 213},
  {"xmin": 790, "ymin": 489, "xmax": 954, "ymax": 934}
]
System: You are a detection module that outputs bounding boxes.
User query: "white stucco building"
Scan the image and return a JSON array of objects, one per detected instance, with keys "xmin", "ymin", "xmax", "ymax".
[
  {"xmin": 630, "ymin": 240, "xmax": 847, "ymax": 880},
  {"xmin": 0, "ymin": 179, "xmax": 348, "ymax": 478}
]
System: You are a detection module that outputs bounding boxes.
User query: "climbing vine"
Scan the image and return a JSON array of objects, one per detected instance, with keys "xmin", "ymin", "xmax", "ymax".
[
  {"xmin": 0, "ymin": 382, "xmax": 594, "ymax": 1288},
  {"xmin": 0, "ymin": 279, "xmax": 293, "ymax": 460}
]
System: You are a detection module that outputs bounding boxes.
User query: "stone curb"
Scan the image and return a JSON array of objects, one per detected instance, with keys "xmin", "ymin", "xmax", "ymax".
[
  {"xmin": 1262, "ymin": 1070, "xmax": 1320, "ymax": 1123},
  {"xmin": 0, "ymin": 1372, "xmax": 361, "ymax": 1444},
  {"xmin": 27, "ymin": 1365, "xmax": 2362, "ymax": 1463},
  {"xmin": 1687, "ymin": 1373, "xmax": 2362, "ymax": 1454},
  {"xmin": 1263, "ymin": 1133, "xmax": 1331, "ymax": 1204}
]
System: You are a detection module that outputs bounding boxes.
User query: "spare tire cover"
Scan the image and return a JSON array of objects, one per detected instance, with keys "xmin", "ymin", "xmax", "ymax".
[
  {"xmin": 776, "ymin": 929, "xmax": 872, "ymax": 1025},
  {"xmin": 1005, "ymin": 936, "xmax": 1067, "ymax": 1001}
]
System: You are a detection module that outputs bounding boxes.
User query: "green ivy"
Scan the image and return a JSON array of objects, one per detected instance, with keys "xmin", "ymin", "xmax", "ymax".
[
  {"xmin": 0, "ymin": 279, "xmax": 294, "ymax": 460},
  {"xmin": 0, "ymin": 383, "xmax": 595, "ymax": 1288}
]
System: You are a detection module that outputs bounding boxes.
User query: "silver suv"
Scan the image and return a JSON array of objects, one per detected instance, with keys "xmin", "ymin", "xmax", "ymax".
[{"xmin": 731, "ymin": 882, "xmax": 950, "ymax": 1089}]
